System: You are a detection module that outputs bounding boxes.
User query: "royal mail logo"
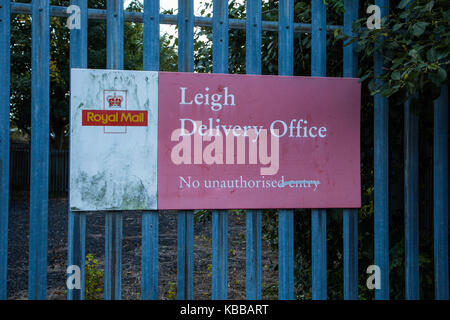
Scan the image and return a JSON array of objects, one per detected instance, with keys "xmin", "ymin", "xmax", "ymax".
[
  {"xmin": 80, "ymin": 89, "xmax": 148, "ymax": 133},
  {"xmin": 106, "ymin": 92, "xmax": 123, "ymax": 108},
  {"xmin": 82, "ymin": 110, "xmax": 148, "ymax": 126}
]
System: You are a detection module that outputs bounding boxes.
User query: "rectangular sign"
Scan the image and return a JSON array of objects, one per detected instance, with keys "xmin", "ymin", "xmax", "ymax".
[
  {"xmin": 82, "ymin": 110, "xmax": 148, "ymax": 126},
  {"xmin": 70, "ymin": 69, "xmax": 361, "ymax": 211},
  {"xmin": 70, "ymin": 69, "xmax": 158, "ymax": 211},
  {"xmin": 158, "ymin": 72, "xmax": 361, "ymax": 209}
]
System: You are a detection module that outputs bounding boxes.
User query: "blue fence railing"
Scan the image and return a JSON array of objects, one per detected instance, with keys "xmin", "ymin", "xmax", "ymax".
[
  {"xmin": 9, "ymin": 144, "xmax": 69, "ymax": 195},
  {"xmin": 0, "ymin": 0, "xmax": 448, "ymax": 301}
]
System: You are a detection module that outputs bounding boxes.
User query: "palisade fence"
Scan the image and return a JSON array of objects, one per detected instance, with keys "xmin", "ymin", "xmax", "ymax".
[
  {"xmin": 9, "ymin": 144, "xmax": 69, "ymax": 195},
  {"xmin": 0, "ymin": 0, "xmax": 448, "ymax": 300}
]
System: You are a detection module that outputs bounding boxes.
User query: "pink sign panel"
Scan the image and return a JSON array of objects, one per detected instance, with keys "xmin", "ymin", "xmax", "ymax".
[{"xmin": 158, "ymin": 72, "xmax": 361, "ymax": 209}]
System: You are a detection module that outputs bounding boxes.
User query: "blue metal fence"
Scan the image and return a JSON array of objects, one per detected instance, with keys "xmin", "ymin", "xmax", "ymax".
[
  {"xmin": 0, "ymin": 0, "xmax": 448, "ymax": 301},
  {"xmin": 9, "ymin": 145, "xmax": 69, "ymax": 195}
]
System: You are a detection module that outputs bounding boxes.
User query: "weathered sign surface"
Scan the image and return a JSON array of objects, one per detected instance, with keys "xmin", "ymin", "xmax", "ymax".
[
  {"xmin": 70, "ymin": 69, "xmax": 158, "ymax": 211},
  {"xmin": 70, "ymin": 69, "xmax": 360, "ymax": 211}
]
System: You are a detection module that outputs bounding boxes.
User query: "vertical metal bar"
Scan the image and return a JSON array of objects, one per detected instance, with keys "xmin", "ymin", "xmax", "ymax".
[
  {"xmin": 55, "ymin": 150, "xmax": 58, "ymax": 193},
  {"xmin": 212, "ymin": 210, "xmax": 228, "ymax": 300},
  {"xmin": 343, "ymin": 0, "xmax": 358, "ymax": 79},
  {"xmin": 404, "ymin": 97, "xmax": 419, "ymax": 300},
  {"xmin": 278, "ymin": 210, "xmax": 294, "ymax": 300},
  {"xmin": 143, "ymin": 0, "xmax": 160, "ymax": 71},
  {"xmin": 343, "ymin": 0, "xmax": 359, "ymax": 301},
  {"xmin": 311, "ymin": 0, "xmax": 327, "ymax": 301},
  {"xmin": 67, "ymin": 209, "xmax": 86, "ymax": 299},
  {"xmin": 104, "ymin": 0, "xmax": 124, "ymax": 300},
  {"xmin": 245, "ymin": 0, "xmax": 262, "ymax": 300},
  {"xmin": 50, "ymin": 151, "xmax": 53, "ymax": 193},
  {"xmin": 212, "ymin": 0, "xmax": 228, "ymax": 74},
  {"xmin": 311, "ymin": 209, "xmax": 327, "ymax": 300},
  {"xmin": 67, "ymin": 0, "xmax": 87, "ymax": 300},
  {"xmin": 311, "ymin": 0, "xmax": 326, "ymax": 77},
  {"xmin": 177, "ymin": 211, "xmax": 194, "ymax": 299},
  {"xmin": 433, "ymin": 85, "xmax": 449, "ymax": 300},
  {"xmin": 141, "ymin": 0, "xmax": 160, "ymax": 301},
  {"xmin": 106, "ymin": 0, "xmax": 124, "ymax": 70},
  {"xmin": 141, "ymin": 212, "xmax": 158, "ymax": 299},
  {"xmin": 374, "ymin": 0, "xmax": 389, "ymax": 300},
  {"xmin": 176, "ymin": 0, "xmax": 194, "ymax": 300},
  {"xmin": 343, "ymin": 210, "xmax": 358, "ymax": 299},
  {"xmin": 211, "ymin": 0, "xmax": 229, "ymax": 300},
  {"xmin": 246, "ymin": 210, "xmax": 262, "ymax": 299},
  {"xmin": 177, "ymin": 0, "xmax": 194, "ymax": 73},
  {"xmin": 278, "ymin": 0, "xmax": 295, "ymax": 301},
  {"xmin": 64, "ymin": 150, "xmax": 67, "ymax": 193},
  {"xmin": 104, "ymin": 213, "xmax": 122, "ymax": 300},
  {"xmin": 245, "ymin": 0, "xmax": 261, "ymax": 75},
  {"xmin": 278, "ymin": 0, "xmax": 294, "ymax": 75},
  {"xmin": 28, "ymin": 0, "xmax": 50, "ymax": 300},
  {"xmin": 0, "ymin": 0, "xmax": 10, "ymax": 300}
]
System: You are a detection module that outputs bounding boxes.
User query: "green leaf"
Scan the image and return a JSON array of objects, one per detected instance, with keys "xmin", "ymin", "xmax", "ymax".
[
  {"xmin": 412, "ymin": 22, "xmax": 429, "ymax": 37},
  {"xmin": 399, "ymin": 11, "xmax": 409, "ymax": 19},
  {"xmin": 429, "ymin": 68, "xmax": 447, "ymax": 86},
  {"xmin": 392, "ymin": 71, "xmax": 401, "ymax": 81},
  {"xmin": 398, "ymin": 0, "xmax": 412, "ymax": 9},
  {"xmin": 381, "ymin": 87, "xmax": 395, "ymax": 97},
  {"xmin": 359, "ymin": 73, "xmax": 370, "ymax": 83},
  {"xmin": 426, "ymin": 48, "xmax": 437, "ymax": 61},
  {"xmin": 333, "ymin": 28, "xmax": 340, "ymax": 39},
  {"xmin": 425, "ymin": 1, "xmax": 435, "ymax": 11},
  {"xmin": 409, "ymin": 49, "xmax": 419, "ymax": 59},
  {"xmin": 393, "ymin": 23, "xmax": 404, "ymax": 32},
  {"xmin": 437, "ymin": 68, "xmax": 447, "ymax": 82}
]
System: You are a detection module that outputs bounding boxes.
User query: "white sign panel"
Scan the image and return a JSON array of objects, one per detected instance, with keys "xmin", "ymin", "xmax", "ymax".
[{"xmin": 70, "ymin": 69, "xmax": 158, "ymax": 211}]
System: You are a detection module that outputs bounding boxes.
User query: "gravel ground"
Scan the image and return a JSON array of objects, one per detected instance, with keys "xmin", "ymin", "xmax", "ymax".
[{"xmin": 7, "ymin": 194, "xmax": 278, "ymax": 300}]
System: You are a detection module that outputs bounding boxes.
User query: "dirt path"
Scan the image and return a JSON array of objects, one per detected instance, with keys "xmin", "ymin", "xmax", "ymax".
[{"xmin": 7, "ymin": 196, "xmax": 278, "ymax": 300}]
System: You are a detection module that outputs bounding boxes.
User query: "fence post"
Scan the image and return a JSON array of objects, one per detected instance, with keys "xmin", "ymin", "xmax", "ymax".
[
  {"xmin": 141, "ymin": 0, "xmax": 160, "ymax": 301},
  {"xmin": 212, "ymin": 210, "xmax": 228, "ymax": 299},
  {"xmin": 311, "ymin": 0, "xmax": 327, "ymax": 301},
  {"xmin": 246, "ymin": 210, "xmax": 262, "ymax": 299},
  {"xmin": 343, "ymin": 0, "xmax": 359, "ymax": 300},
  {"xmin": 404, "ymin": 97, "xmax": 419, "ymax": 300},
  {"xmin": 177, "ymin": 211, "xmax": 194, "ymax": 299},
  {"xmin": 374, "ymin": 0, "xmax": 389, "ymax": 300},
  {"xmin": 211, "ymin": 0, "xmax": 229, "ymax": 300},
  {"xmin": 28, "ymin": 0, "xmax": 50, "ymax": 300},
  {"xmin": 245, "ymin": 0, "xmax": 262, "ymax": 300},
  {"xmin": 104, "ymin": 0, "xmax": 124, "ymax": 300},
  {"xmin": 105, "ymin": 212, "xmax": 122, "ymax": 300},
  {"xmin": 177, "ymin": 0, "xmax": 194, "ymax": 300},
  {"xmin": 278, "ymin": 0, "xmax": 295, "ymax": 301},
  {"xmin": 0, "ymin": 0, "xmax": 11, "ymax": 300},
  {"xmin": 433, "ymin": 85, "xmax": 449, "ymax": 300},
  {"xmin": 67, "ymin": 0, "xmax": 87, "ymax": 301}
]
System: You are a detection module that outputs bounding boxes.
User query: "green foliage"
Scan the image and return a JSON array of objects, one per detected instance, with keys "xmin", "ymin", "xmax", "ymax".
[
  {"xmin": 84, "ymin": 253, "xmax": 104, "ymax": 300},
  {"xmin": 166, "ymin": 281, "xmax": 177, "ymax": 300},
  {"xmin": 339, "ymin": 0, "xmax": 449, "ymax": 102},
  {"xmin": 194, "ymin": 209, "xmax": 212, "ymax": 223},
  {"xmin": 10, "ymin": 0, "xmax": 177, "ymax": 148}
]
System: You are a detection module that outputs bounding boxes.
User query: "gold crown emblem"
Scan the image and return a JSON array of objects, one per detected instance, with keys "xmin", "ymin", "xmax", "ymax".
[{"xmin": 107, "ymin": 93, "xmax": 123, "ymax": 107}]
